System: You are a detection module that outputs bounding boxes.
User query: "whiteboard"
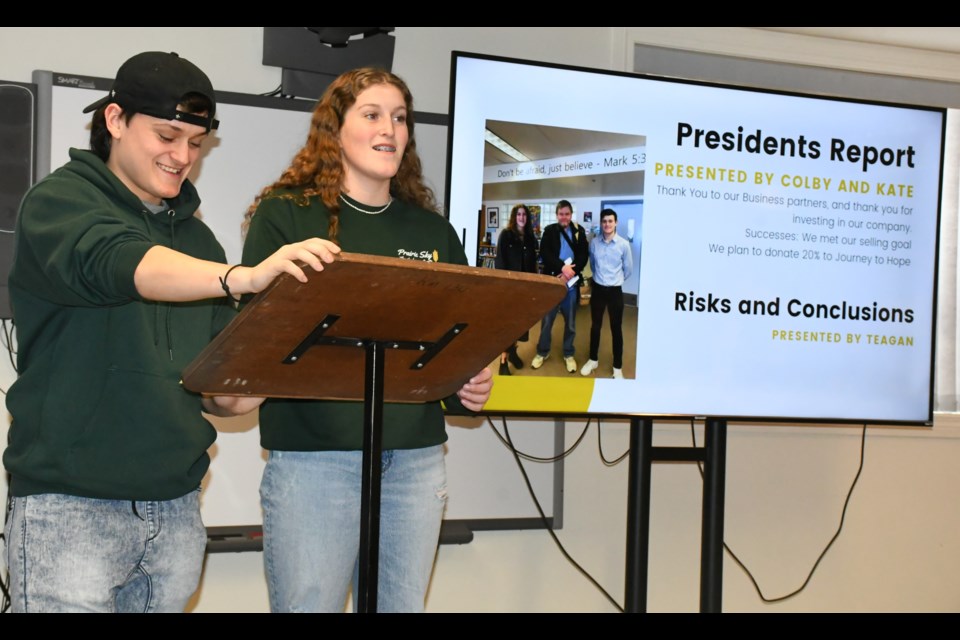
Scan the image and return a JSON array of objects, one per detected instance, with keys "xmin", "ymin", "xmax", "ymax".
[{"xmin": 33, "ymin": 70, "xmax": 561, "ymax": 529}]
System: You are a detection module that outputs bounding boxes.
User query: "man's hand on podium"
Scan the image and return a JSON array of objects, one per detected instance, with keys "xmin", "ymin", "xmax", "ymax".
[
  {"xmin": 457, "ymin": 367, "xmax": 493, "ymax": 412},
  {"xmin": 247, "ymin": 238, "xmax": 341, "ymax": 292}
]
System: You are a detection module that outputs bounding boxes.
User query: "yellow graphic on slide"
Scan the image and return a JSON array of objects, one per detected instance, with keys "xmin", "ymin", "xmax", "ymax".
[{"xmin": 484, "ymin": 377, "xmax": 595, "ymax": 413}]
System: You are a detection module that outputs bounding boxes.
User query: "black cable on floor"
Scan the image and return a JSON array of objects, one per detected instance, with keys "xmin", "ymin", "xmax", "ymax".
[
  {"xmin": 1, "ymin": 491, "xmax": 11, "ymax": 612},
  {"xmin": 2, "ymin": 319, "xmax": 16, "ymax": 374},
  {"xmin": 597, "ymin": 418, "xmax": 629, "ymax": 466},
  {"xmin": 1, "ymin": 533, "xmax": 9, "ymax": 612},
  {"xmin": 498, "ymin": 420, "xmax": 624, "ymax": 612},
  {"xmin": 0, "ymin": 321, "xmax": 12, "ymax": 609},
  {"xmin": 487, "ymin": 416, "xmax": 590, "ymax": 463},
  {"xmin": 691, "ymin": 421, "xmax": 868, "ymax": 603},
  {"xmin": 259, "ymin": 84, "xmax": 283, "ymax": 97}
]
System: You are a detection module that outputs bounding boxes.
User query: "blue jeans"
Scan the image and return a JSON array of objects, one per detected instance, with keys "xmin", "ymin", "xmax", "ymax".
[
  {"xmin": 260, "ymin": 445, "xmax": 447, "ymax": 613},
  {"xmin": 3, "ymin": 491, "xmax": 206, "ymax": 613},
  {"xmin": 537, "ymin": 285, "xmax": 579, "ymax": 358}
]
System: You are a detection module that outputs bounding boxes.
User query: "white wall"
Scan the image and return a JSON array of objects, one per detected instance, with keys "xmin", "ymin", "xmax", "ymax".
[
  {"xmin": 0, "ymin": 28, "xmax": 276, "ymax": 94},
  {"xmin": 3, "ymin": 27, "xmax": 960, "ymax": 613},
  {"xmin": 0, "ymin": 27, "xmax": 619, "ymax": 108}
]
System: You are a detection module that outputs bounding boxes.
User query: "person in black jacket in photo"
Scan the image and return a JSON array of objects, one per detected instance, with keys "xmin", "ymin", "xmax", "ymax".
[
  {"xmin": 495, "ymin": 204, "xmax": 539, "ymax": 374},
  {"xmin": 531, "ymin": 199, "xmax": 589, "ymax": 373}
]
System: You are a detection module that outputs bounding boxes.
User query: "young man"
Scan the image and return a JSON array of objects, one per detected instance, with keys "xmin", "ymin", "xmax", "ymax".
[
  {"xmin": 532, "ymin": 199, "xmax": 589, "ymax": 373},
  {"xmin": 2, "ymin": 51, "xmax": 337, "ymax": 613},
  {"xmin": 580, "ymin": 208, "xmax": 633, "ymax": 379}
]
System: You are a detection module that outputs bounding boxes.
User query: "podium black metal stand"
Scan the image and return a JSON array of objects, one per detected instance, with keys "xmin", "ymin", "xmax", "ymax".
[
  {"xmin": 279, "ymin": 315, "xmax": 472, "ymax": 611},
  {"xmin": 183, "ymin": 252, "xmax": 566, "ymax": 612}
]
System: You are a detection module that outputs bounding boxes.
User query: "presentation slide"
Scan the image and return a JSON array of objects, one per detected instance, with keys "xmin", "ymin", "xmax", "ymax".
[{"xmin": 447, "ymin": 53, "xmax": 944, "ymax": 423}]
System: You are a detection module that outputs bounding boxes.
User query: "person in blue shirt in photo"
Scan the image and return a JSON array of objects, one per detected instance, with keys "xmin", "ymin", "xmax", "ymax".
[{"xmin": 581, "ymin": 208, "xmax": 633, "ymax": 379}]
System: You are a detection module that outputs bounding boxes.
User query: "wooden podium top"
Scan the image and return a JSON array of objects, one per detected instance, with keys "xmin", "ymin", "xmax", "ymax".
[{"xmin": 182, "ymin": 252, "xmax": 566, "ymax": 403}]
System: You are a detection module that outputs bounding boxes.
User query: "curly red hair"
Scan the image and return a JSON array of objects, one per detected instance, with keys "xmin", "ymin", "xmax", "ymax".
[{"xmin": 243, "ymin": 68, "xmax": 437, "ymax": 242}]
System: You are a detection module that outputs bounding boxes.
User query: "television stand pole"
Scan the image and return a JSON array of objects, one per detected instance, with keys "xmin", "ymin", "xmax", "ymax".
[{"xmin": 623, "ymin": 417, "xmax": 727, "ymax": 613}]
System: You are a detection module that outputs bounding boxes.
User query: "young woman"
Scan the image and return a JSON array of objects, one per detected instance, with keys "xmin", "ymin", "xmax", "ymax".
[
  {"xmin": 494, "ymin": 203, "xmax": 539, "ymax": 374},
  {"xmin": 242, "ymin": 68, "xmax": 493, "ymax": 613}
]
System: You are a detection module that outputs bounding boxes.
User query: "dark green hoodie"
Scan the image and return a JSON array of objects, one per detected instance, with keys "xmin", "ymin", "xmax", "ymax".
[
  {"xmin": 242, "ymin": 191, "xmax": 471, "ymax": 452},
  {"xmin": 4, "ymin": 149, "xmax": 233, "ymax": 501}
]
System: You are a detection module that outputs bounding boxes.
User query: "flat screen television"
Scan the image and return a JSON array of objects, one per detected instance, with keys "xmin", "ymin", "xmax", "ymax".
[{"xmin": 445, "ymin": 52, "xmax": 944, "ymax": 424}]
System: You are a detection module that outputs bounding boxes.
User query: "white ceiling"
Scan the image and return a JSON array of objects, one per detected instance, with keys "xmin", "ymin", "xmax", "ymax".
[{"xmin": 483, "ymin": 121, "xmax": 646, "ymax": 201}]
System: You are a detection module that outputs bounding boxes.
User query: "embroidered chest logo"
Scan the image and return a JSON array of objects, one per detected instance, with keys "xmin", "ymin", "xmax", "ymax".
[{"xmin": 396, "ymin": 249, "xmax": 439, "ymax": 262}]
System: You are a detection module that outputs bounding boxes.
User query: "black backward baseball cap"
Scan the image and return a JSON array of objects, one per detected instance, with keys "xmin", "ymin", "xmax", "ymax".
[{"xmin": 82, "ymin": 51, "xmax": 219, "ymax": 131}]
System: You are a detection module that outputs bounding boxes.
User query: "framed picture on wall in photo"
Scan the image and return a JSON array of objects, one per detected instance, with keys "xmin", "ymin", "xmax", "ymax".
[
  {"xmin": 487, "ymin": 206, "xmax": 499, "ymax": 228},
  {"xmin": 529, "ymin": 205, "xmax": 541, "ymax": 236}
]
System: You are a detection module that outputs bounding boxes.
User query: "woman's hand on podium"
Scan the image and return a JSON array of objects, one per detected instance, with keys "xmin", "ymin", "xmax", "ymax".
[{"xmin": 457, "ymin": 367, "xmax": 493, "ymax": 412}]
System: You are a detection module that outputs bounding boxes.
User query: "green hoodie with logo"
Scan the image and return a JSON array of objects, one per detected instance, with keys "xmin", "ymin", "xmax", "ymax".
[
  {"xmin": 242, "ymin": 191, "xmax": 471, "ymax": 452},
  {"xmin": 4, "ymin": 149, "xmax": 233, "ymax": 501}
]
